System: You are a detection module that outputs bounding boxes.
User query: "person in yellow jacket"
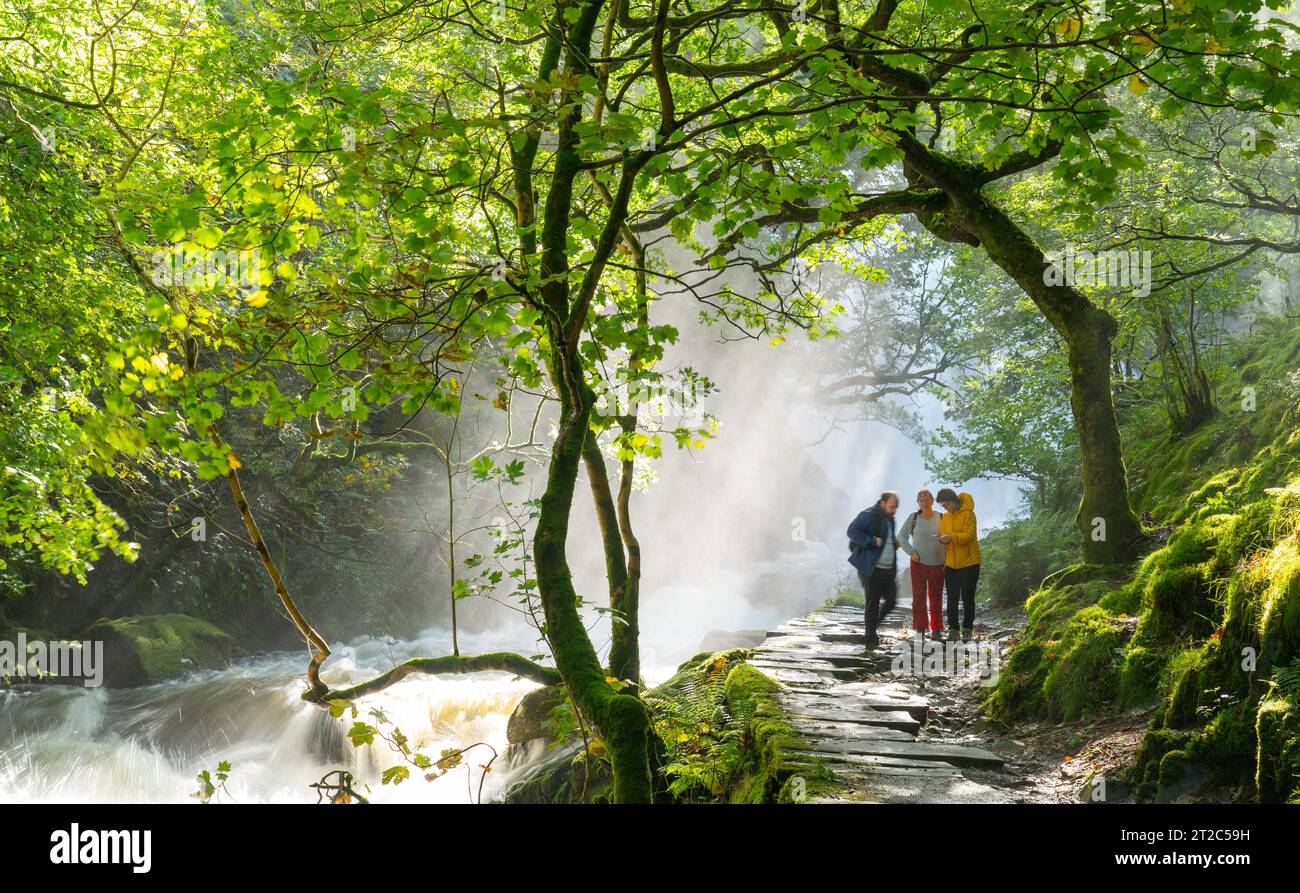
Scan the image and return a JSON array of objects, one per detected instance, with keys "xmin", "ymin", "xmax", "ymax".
[{"xmin": 936, "ymin": 488, "xmax": 981, "ymax": 641}]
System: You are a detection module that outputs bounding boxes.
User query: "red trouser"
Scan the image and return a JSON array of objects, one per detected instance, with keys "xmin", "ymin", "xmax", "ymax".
[{"xmin": 910, "ymin": 558, "xmax": 945, "ymax": 632}]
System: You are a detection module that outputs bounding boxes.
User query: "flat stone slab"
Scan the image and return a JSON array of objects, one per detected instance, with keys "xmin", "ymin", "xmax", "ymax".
[
  {"xmin": 796, "ymin": 721, "xmax": 914, "ymax": 742},
  {"xmin": 807, "ymin": 736, "xmax": 1005, "ymax": 770},
  {"xmin": 758, "ymin": 636, "xmax": 872, "ymax": 656},
  {"xmin": 805, "ymin": 750, "xmax": 962, "ymax": 772},
  {"xmin": 821, "ymin": 681, "xmax": 926, "ymax": 699},
  {"xmin": 747, "ymin": 665, "xmax": 837, "ymax": 687},
  {"xmin": 758, "ymin": 653, "xmax": 874, "ymax": 669},
  {"xmin": 818, "ymin": 632, "xmax": 868, "ymax": 645},
  {"xmin": 750, "ymin": 650, "xmax": 854, "ymax": 665},
  {"xmin": 784, "ymin": 707, "xmax": 921, "ymax": 733},
  {"xmin": 755, "ymin": 650, "xmax": 875, "ymax": 671},
  {"xmin": 768, "ymin": 622, "xmax": 860, "ymax": 639},
  {"xmin": 815, "ymin": 762, "xmax": 964, "ymax": 780},
  {"xmin": 748, "ymin": 656, "xmax": 862, "ymax": 679},
  {"xmin": 780, "ymin": 689, "xmax": 930, "ymax": 721},
  {"xmin": 851, "ymin": 773, "xmax": 1014, "ymax": 804}
]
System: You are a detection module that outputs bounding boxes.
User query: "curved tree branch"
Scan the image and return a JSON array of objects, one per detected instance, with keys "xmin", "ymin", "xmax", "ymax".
[{"xmin": 306, "ymin": 652, "xmax": 563, "ymax": 703}]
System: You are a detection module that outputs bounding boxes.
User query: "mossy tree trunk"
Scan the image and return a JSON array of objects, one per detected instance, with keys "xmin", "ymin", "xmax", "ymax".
[
  {"xmin": 957, "ymin": 200, "xmax": 1141, "ymax": 563},
  {"xmin": 900, "ymin": 136, "xmax": 1143, "ymax": 563},
  {"xmin": 511, "ymin": 0, "xmax": 660, "ymax": 802},
  {"xmin": 534, "ymin": 371, "xmax": 652, "ymax": 803},
  {"xmin": 582, "ymin": 432, "xmax": 640, "ymax": 688}
]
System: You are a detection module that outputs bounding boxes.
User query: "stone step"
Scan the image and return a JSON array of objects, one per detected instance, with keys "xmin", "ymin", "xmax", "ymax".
[
  {"xmin": 747, "ymin": 665, "xmax": 838, "ymax": 687},
  {"xmin": 759, "ymin": 635, "xmax": 869, "ymax": 655},
  {"xmin": 780, "ymin": 689, "xmax": 930, "ymax": 722},
  {"xmin": 817, "ymin": 762, "xmax": 965, "ymax": 781},
  {"xmin": 752, "ymin": 648, "xmax": 859, "ymax": 661},
  {"xmin": 805, "ymin": 751, "xmax": 961, "ymax": 772},
  {"xmin": 752, "ymin": 649, "xmax": 875, "ymax": 670},
  {"xmin": 782, "ymin": 707, "xmax": 921, "ymax": 733},
  {"xmin": 819, "ymin": 632, "xmax": 868, "ymax": 645},
  {"xmin": 796, "ymin": 721, "xmax": 915, "ymax": 742},
  {"xmin": 806, "ymin": 737, "xmax": 1005, "ymax": 770},
  {"xmin": 748, "ymin": 660, "xmax": 857, "ymax": 681}
]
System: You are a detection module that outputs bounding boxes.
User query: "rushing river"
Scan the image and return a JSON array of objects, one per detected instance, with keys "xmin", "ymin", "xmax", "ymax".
[
  {"xmin": 0, "ymin": 544, "xmax": 843, "ymax": 804},
  {"xmin": 0, "ymin": 627, "xmax": 555, "ymax": 804}
]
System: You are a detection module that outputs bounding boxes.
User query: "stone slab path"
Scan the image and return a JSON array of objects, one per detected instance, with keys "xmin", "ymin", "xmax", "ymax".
[{"xmin": 756, "ymin": 595, "xmax": 1030, "ymax": 803}]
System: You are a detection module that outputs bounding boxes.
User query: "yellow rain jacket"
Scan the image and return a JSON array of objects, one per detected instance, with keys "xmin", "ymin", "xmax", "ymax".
[{"xmin": 940, "ymin": 492, "xmax": 981, "ymax": 569}]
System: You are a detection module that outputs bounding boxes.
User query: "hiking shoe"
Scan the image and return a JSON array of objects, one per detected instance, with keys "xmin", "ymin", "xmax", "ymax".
[
  {"xmin": 864, "ymin": 632, "xmax": 880, "ymax": 649},
  {"xmin": 947, "ymin": 627, "xmax": 959, "ymax": 642},
  {"xmin": 962, "ymin": 627, "xmax": 973, "ymax": 642}
]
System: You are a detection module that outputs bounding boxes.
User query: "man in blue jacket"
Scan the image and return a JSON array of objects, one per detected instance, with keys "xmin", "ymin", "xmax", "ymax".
[{"xmin": 847, "ymin": 491, "xmax": 900, "ymax": 649}]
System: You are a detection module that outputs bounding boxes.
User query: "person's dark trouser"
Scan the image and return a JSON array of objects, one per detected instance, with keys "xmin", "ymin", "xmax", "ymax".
[
  {"xmin": 945, "ymin": 564, "xmax": 981, "ymax": 630},
  {"xmin": 859, "ymin": 566, "xmax": 897, "ymax": 636}
]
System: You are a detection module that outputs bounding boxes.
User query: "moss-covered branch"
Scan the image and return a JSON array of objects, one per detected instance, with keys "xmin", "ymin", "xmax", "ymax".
[{"xmin": 305, "ymin": 653, "xmax": 562, "ymax": 703}]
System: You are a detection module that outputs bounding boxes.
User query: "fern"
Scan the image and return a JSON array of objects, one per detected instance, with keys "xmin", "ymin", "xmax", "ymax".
[
  {"xmin": 1274, "ymin": 658, "xmax": 1300, "ymax": 701},
  {"xmin": 647, "ymin": 652, "xmax": 748, "ymax": 802}
]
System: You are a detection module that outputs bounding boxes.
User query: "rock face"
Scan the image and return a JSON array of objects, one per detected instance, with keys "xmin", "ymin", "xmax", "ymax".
[
  {"xmin": 79, "ymin": 614, "xmax": 236, "ymax": 687},
  {"xmin": 501, "ymin": 741, "xmax": 611, "ymax": 804},
  {"xmin": 502, "ymin": 686, "xmax": 606, "ymax": 803},
  {"xmin": 506, "ymin": 685, "xmax": 568, "ymax": 745}
]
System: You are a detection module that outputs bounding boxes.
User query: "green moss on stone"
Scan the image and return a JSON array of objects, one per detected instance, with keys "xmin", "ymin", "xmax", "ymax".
[
  {"xmin": 82, "ymin": 613, "xmax": 235, "ymax": 687},
  {"xmin": 1256, "ymin": 697, "xmax": 1300, "ymax": 803},
  {"xmin": 1118, "ymin": 645, "xmax": 1166, "ymax": 710}
]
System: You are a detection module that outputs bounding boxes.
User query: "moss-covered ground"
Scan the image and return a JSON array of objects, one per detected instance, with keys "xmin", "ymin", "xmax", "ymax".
[{"xmin": 987, "ymin": 318, "xmax": 1300, "ymax": 802}]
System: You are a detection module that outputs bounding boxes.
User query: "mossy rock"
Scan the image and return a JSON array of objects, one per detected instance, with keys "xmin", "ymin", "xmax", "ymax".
[
  {"xmin": 1154, "ymin": 749, "xmax": 1210, "ymax": 803},
  {"xmin": 501, "ymin": 742, "xmax": 613, "ymax": 804},
  {"xmin": 1255, "ymin": 698, "xmax": 1300, "ymax": 804},
  {"xmin": 1207, "ymin": 499, "xmax": 1275, "ymax": 578},
  {"xmin": 1162, "ymin": 646, "xmax": 1210, "ymax": 728},
  {"xmin": 1042, "ymin": 562, "xmax": 1132, "ymax": 590},
  {"xmin": 1258, "ymin": 561, "xmax": 1300, "ymax": 660},
  {"xmin": 1117, "ymin": 645, "xmax": 1165, "ymax": 710},
  {"xmin": 80, "ymin": 614, "xmax": 235, "ymax": 687},
  {"xmin": 505, "ymin": 684, "xmax": 568, "ymax": 745},
  {"xmin": 1134, "ymin": 563, "xmax": 1214, "ymax": 645},
  {"xmin": 1042, "ymin": 606, "xmax": 1127, "ymax": 721},
  {"xmin": 1132, "ymin": 727, "xmax": 1191, "ymax": 801},
  {"xmin": 723, "ymin": 662, "xmax": 832, "ymax": 803},
  {"xmin": 1187, "ymin": 701, "xmax": 1257, "ymax": 786},
  {"xmin": 987, "ymin": 641, "xmax": 1049, "ymax": 722},
  {"xmin": 1098, "ymin": 580, "xmax": 1141, "ymax": 615}
]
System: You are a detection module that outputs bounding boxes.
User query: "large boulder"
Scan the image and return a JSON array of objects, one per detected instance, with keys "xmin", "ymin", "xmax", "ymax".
[
  {"xmin": 1154, "ymin": 750, "xmax": 1211, "ymax": 803},
  {"xmin": 80, "ymin": 614, "xmax": 236, "ymax": 687},
  {"xmin": 506, "ymin": 684, "xmax": 568, "ymax": 744},
  {"xmin": 501, "ymin": 741, "xmax": 612, "ymax": 804}
]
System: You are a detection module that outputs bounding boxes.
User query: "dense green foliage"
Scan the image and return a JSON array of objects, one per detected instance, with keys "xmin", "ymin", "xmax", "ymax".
[
  {"xmin": 988, "ymin": 319, "xmax": 1300, "ymax": 801},
  {"xmin": 5, "ymin": 0, "xmax": 1300, "ymax": 802}
]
